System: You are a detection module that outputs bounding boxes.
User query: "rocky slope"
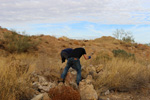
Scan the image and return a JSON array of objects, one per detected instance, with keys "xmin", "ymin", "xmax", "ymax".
[{"xmin": 1, "ymin": 27, "xmax": 150, "ymax": 100}]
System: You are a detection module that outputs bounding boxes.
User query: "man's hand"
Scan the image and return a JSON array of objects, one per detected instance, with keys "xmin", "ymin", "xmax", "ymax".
[{"xmin": 88, "ymin": 56, "xmax": 91, "ymax": 59}]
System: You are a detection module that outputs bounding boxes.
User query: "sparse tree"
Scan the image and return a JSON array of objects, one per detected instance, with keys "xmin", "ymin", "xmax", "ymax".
[
  {"xmin": 113, "ymin": 29, "xmax": 134, "ymax": 43},
  {"xmin": 145, "ymin": 43, "xmax": 150, "ymax": 46}
]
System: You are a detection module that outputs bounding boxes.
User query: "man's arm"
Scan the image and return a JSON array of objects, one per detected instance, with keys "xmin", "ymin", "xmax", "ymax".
[{"xmin": 83, "ymin": 54, "xmax": 91, "ymax": 60}]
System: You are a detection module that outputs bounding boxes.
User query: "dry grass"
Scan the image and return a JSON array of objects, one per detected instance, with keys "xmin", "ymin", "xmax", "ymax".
[
  {"xmin": 1, "ymin": 27, "xmax": 150, "ymax": 99},
  {"xmin": 91, "ymin": 49, "xmax": 113, "ymax": 66},
  {"xmin": 0, "ymin": 52, "xmax": 62, "ymax": 100},
  {"xmin": 35, "ymin": 53, "xmax": 62, "ymax": 82},
  {"xmin": 95, "ymin": 58, "xmax": 150, "ymax": 92},
  {"xmin": 0, "ymin": 54, "xmax": 36, "ymax": 100}
]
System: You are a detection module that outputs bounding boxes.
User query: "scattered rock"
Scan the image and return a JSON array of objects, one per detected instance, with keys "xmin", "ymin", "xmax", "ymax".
[
  {"xmin": 31, "ymin": 94, "xmax": 43, "ymax": 100},
  {"xmin": 31, "ymin": 93, "xmax": 51, "ymax": 100},
  {"xmin": 30, "ymin": 72, "xmax": 39, "ymax": 83},
  {"xmin": 58, "ymin": 82, "xmax": 64, "ymax": 86},
  {"xmin": 98, "ymin": 98, "xmax": 104, "ymax": 100},
  {"xmin": 85, "ymin": 75, "xmax": 93, "ymax": 84},
  {"xmin": 42, "ymin": 82, "xmax": 48, "ymax": 86},
  {"xmin": 105, "ymin": 90, "xmax": 110, "ymax": 95},
  {"xmin": 38, "ymin": 85, "xmax": 50, "ymax": 92},
  {"xmin": 38, "ymin": 76, "xmax": 47, "ymax": 83},
  {"xmin": 32, "ymin": 82, "xmax": 40, "ymax": 90},
  {"xmin": 43, "ymin": 93, "xmax": 52, "ymax": 100},
  {"xmin": 82, "ymin": 66, "xmax": 96, "ymax": 79},
  {"xmin": 107, "ymin": 98, "xmax": 110, "ymax": 100},
  {"xmin": 31, "ymin": 68, "xmax": 98, "ymax": 100},
  {"xmin": 65, "ymin": 72, "xmax": 76, "ymax": 85},
  {"xmin": 96, "ymin": 64, "xmax": 104, "ymax": 73},
  {"xmin": 69, "ymin": 82, "xmax": 78, "ymax": 90}
]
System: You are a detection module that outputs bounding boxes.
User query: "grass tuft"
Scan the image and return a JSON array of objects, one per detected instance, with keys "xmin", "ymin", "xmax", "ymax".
[
  {"xmin": 0, "ymin": 54, "xmax": 36, "ymax": 100},
  {"xmin": 95, "ymin": 58, "xmax": 150, "ymax": 92}
]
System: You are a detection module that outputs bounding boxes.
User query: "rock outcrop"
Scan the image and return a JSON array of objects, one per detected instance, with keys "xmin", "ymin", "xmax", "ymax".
[{"xmin": 31, "ymin": 67, "xmax": 99, "ymax": 100}]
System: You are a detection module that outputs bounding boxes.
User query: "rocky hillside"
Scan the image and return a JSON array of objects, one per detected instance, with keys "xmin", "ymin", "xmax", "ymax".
[
  {"xmin": 1, "ymin": 27, "xmax": 150, "ymax": 60},
  {"xmin": 0, "ymin": 27, "xmax": 150, "ymax": 100}
]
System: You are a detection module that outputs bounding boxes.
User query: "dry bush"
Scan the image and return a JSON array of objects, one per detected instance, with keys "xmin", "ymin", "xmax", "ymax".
[
  {"xmin": 49, "ymin": 86, "xmax": 80, "ymax": 100},
  {"xmin": 0, "ymin": 54, "xmax": 36, "ymax": 100},
  {"xmin": 95, "ymin": 58, "xmax": 150, "ymax": 92},
  {"xmin": 35, "ymin": 53, "xmax": 61, "ymax": 82},
  {"xmin": 73, "ymin": 40, "xmax": 79, "ymax": 45},
  {"xmin": 58, "ymin": 36, "xmax": 70, "ymax": 41},
  {"xmin": 2, "ymin": 31, "xmax": 39, "ymax": 53},
  {"xmin": 91, "ymin": 50, "xmax": 113, "ymax": 66}
]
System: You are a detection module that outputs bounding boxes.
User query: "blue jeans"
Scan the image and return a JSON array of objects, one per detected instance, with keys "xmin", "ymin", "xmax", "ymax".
[{"xmin": 61, "ymin": 57, "xmax": 81, "ymax": 85}]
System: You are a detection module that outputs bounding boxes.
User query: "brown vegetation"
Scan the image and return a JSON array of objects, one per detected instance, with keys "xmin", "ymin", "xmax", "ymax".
[
  {"xmin": 1, "ymin": 27, "xmax": 150, "ymax": 99},
  {"xmin": 0, "ymin": 54, "xmax": 36, "ymax": 100},
  {"xmin": 49, "ymin": 86, "xmax": 80, "ymax": 100}
]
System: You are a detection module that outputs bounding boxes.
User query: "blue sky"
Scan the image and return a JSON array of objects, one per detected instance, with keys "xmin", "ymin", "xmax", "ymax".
[{"xmin": 0, "ymin": 0, "xmax": 150, "ymax": 43}]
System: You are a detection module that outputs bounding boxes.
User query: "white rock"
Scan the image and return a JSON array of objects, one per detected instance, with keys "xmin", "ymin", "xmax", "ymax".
[
  {"xmin": 38, "ymin": 85, "xmax": 50, "ymax": 92},
  {"xmin": 85, "ymin": 75, "xmax": 93, "ymax": 84},
  {"xmin": 32, "ymin": 82, "xmax": 40, "ymax": 90},
  {"xmin": 79, "ymin": 80, "xmax": 98, "ymax": 100},
  {"xmin": 105, "ymin": 90, "xmax": 110, "ymax": 95},
  {"xmin": 41, "ymin": 82, "xmax": 48, "ymax": 86},
  {"xmin": 31, "ymin": 94, "xmax": 43, "ymax": 100},
  {"xmin": 107, "ymin": 98, "xmax": 110, "ymax": 100},
  {"xmin": 38, "ymin": 76, "xmax": 47, "ymax": 83},
  {"xmin": 48, "ymin": 82, "xmax": 56, "ymax": 88}
]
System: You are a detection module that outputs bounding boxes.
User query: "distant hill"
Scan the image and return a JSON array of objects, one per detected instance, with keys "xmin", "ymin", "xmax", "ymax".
[{"xmin": 0, "ymin": 27, "xmax": 150, "ymax": 60}]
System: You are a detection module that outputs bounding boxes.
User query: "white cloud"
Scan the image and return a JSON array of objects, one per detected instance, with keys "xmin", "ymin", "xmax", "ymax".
[
  {"xmin": 0, "ymin": 0, "xmax": 150, "ymax": 44},
  {"xmin": 0, "ymin": 0, "xmax": 150, "ymax": 26}
]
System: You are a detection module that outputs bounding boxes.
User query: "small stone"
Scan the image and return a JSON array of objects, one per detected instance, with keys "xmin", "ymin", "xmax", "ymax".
[
  {"xmin": 85, "ymin": 75, "xmax": 93, "ymax": 84},
  {"xmin": 107, "ymin": 98, "xmax": 110, "ymax": 100},
  {"xmin": 31, "ymin": 94, "xmax": 43, "ymax": 100},
  {"xmin": 42, "ymin": 82, "xmax": 48, "ymax": 86},
  {"xmin": 38, "ymin": 76, "xmax": 47, "ymax": 83},
  {"xmin": 69, "ymin": 82, "xmax": 78, "ymax": 90},
  {"xmin": 43, "ymin": 93, "xmax": 51, "ymax": 100},
  {"xmin": 32, "ymin": 82, "xmax": 40, "ymax": 90},
  {"xmin": 105, "ymin": 90, "xmax": 110, "ymax": 95},
  {"xmin": 58, "ymin": 82, "xmax": 64, "ymax": 86}
]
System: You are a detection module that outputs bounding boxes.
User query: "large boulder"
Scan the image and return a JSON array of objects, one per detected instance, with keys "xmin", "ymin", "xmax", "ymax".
[
  {"xmin": 79, "ymin": 75, "xmax": 98, "ymax": 100},
  {"xmin": 31, "ymin": 93, "xmax": 51, "ymax": 100},
  {"xmin": 65, "ymin": 71, "xmax": 76, "ymax": 85},
  {"xmin": 82, "ymin": 66, "xmax": 96, "ymax": 79},
  {"xmin": 31, "ymin": 94, "xmax": 43, "ymax": 100},
  {"xmin": 65, "ymin": 70, "xmax": 78, "ymax": 90}
]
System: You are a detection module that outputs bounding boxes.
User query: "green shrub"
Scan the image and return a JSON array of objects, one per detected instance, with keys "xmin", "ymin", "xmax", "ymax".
[
  {"xmin": 112, "ymin": 49, "xmax": 135, "ymax": 60},
  {"xmin": 3, "ymin": 31, "xmax": 38, "ymax": 53}
]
